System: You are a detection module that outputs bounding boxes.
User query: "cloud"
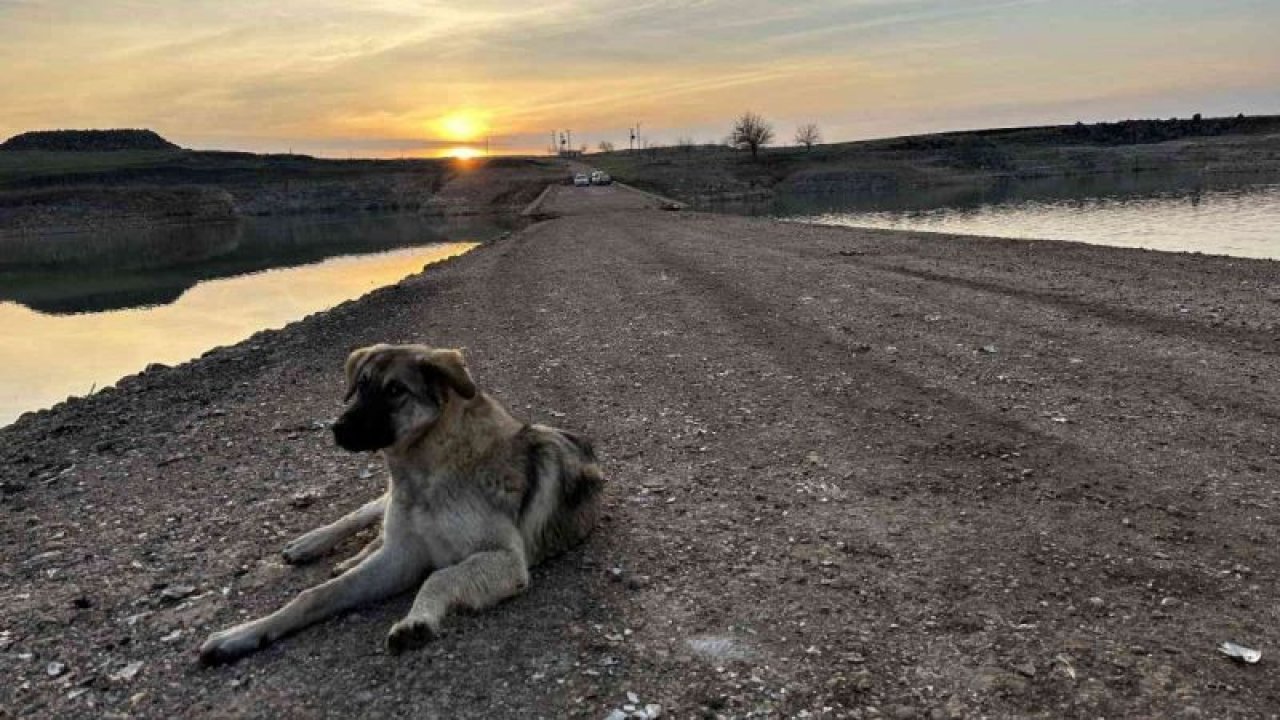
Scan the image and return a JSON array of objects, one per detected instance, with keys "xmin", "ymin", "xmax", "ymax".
[{"xmin": 1, "ymin": 0, "xmax": 1276, "ymax": 154}]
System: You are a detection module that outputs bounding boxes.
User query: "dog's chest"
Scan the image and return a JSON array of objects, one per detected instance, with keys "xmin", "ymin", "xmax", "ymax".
[{"xmin": 386, "ymin": 468, "xmax": 512, "ymax": 567}]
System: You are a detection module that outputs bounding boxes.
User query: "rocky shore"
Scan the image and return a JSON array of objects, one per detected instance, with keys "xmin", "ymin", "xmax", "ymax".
[
  {"xmin": 0, "ymin": 153, "xmax": 562, "ymax": 242},
  {"xmin": 2, "ymin": 183, "xmax": 1279, "ymax": 717}
]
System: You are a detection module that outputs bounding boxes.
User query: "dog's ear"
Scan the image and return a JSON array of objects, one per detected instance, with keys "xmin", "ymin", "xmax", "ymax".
[
  {"xmin": 343, "ymin": 345, "xmax": 383, "ymax": 399},
  {"xmin": 419, "ymin": 348, "xmax": 477, "ymax": 400}
]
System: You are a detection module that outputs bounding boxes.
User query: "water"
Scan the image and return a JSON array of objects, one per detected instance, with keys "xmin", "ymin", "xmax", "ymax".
[
  {"xmin": 0, "ymin": 213, "xmax": 507, "ymax": 426},
  {"xmin": 719, "ymin": 173, "xmax": 1280, "ymax": 260}
]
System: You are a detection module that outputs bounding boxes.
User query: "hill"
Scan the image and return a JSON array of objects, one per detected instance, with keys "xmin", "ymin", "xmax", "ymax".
[
  {"xmin": 593, "ymin": 114, "xmax": 1280, "ymax": 204},
  {"xmin": 0, "ymin": 129, "xmax": 180, "ymax": 152}
]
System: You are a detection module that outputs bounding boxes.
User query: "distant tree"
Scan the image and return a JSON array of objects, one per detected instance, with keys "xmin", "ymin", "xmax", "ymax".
[
  {"xmin": 731, "ymin": 111, "xmax": 774, "ymax": 159},
  {"xmin": 795, "ymin": 123, "xmax": 821, "ymax": 151},
  {"xmin": 597, "ymin": 140, "xmax": 615, "ymax": 153}
]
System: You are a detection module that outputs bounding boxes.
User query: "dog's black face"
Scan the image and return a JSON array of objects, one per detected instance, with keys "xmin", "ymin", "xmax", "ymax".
[
  {"xmin": 332, "ymin": 378, "xmax": 403, "ymax": 452},
  {"xmin": 332, "ymin": 344, "xmax": 476, "ymax": 453}
]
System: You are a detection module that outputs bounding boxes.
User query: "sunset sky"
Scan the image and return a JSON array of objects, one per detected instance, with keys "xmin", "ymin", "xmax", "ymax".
[{"xmin": 1, "ymin": 0, "xmax": 1276, "ymax": 157}]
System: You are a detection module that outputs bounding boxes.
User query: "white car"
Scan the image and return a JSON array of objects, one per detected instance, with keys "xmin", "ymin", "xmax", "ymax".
[{"xmin": 573, "ymin": 173, "xmax": 590, "ymax": 186}]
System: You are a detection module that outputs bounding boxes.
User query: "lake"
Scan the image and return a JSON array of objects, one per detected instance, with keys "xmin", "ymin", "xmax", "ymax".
[
  {"xmin": 0, "ymin": 213, "xmax": 509, "ymax": 426},
  {"xmin": 716, "ymin": 173, "xmax": 1280, "ymax": 260}
]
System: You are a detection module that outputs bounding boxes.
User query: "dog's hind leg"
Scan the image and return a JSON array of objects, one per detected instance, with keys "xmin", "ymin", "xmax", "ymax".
[
  {"xmin": 332, "ymin": 535, "xmax": 383, "ymax": 576},
  {"xmin": 282, "ymin": 494, "xmax": 387, "ymax": 565},
  {"xmin": 385, "ymin": 548, "xmax": 529, "ymax": 654},
  {"xmin": 200, "ymin": 545, "xmax": 422, "ymax": 665}
]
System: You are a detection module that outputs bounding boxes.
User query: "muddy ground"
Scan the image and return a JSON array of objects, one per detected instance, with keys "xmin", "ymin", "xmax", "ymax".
[{"xmin": 2, "ymin": 182, "xmax": 1279, "ymax": 718}]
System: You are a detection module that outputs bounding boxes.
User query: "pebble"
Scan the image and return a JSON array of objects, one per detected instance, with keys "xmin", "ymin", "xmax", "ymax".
[
  {"xmin": 47, "ymin": 661, "xmax": 66, "ymax": 677},
  {"xmin": 110, "ymin": 661, "xmax": 143, "ymax": 682},
  {"xmin": 160, "ymin": 585, "xmax": 196, "ymax": 603}
]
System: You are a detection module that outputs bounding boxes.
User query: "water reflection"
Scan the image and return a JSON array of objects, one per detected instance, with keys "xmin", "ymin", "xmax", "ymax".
[
  {"xmin": 710, "ymin": 173, "xmax": 1280, "ymax": 260},
  {"xmin": 0, "ymin": 212, "xmax": 509, "ymax": 425},
  {"xmin": 0, "ymin": 213, "xmax": 513, "ymax": 314},
  {"xmin": 0, "ymin": 243, "xmax": 476, "ymax": 426}
]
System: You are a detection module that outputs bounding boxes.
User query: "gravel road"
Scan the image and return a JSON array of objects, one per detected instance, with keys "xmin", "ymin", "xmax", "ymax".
[{"xmin": 3, "ymin": 182, "xmax": 1279, "ymax": 718}]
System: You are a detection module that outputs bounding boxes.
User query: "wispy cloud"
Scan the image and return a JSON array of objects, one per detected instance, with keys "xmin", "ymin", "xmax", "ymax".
[{"xmin": 0, "ymin": 0, "xmax": 1275, "ymax": 155}]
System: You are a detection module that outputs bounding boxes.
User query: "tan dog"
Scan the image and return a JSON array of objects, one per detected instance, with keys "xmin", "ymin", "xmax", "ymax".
[{"xmin": 199, "ymin": 344, "xmax": 603, "ymax": 664}]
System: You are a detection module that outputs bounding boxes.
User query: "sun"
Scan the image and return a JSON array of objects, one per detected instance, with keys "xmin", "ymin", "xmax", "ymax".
[
  {"xmin": 444, "ymin": 146, "xmax": 482, "ymax": 160},
  {"xmin": 435, "ymin": 111, "xmax": 487, "ymax": 141}
]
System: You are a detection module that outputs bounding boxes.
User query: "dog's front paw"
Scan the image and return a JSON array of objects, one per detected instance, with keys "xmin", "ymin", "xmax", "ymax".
[
  {"xmin": 386, "ymin": 617, "xmax": 440, "ymax": 655},
  {"xmin": 281, "ymin": 531, "xmax": 332, "ymax": 565},
  {"xmin": 198, "ymin": 623, "xmax": 267, "ymax": 666}
]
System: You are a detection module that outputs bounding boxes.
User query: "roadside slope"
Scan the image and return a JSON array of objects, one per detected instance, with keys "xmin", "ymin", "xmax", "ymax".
[{"xmin": 3, "ymin": 185, "xmax": 1279, "ymax": 717}]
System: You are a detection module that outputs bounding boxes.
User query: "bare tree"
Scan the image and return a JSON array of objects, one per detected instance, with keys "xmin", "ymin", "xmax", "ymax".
[
  {"xmin": 597, "ymin": 140, "xmax": 615, "ymax": 153},
  {"xmin": 795, "ymin": 123, "xmax": 821, "ymax": 151},
  {"xmin": 731, "ymin": 111, "xmax": 774, "ymax": 159}
]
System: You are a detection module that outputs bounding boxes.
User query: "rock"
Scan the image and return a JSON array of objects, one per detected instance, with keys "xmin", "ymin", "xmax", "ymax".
[
  {"xmin": 890, "ymin": 705, "xmax": 918, "ymax": 719},
  {"xmin": 47, "ymin": 661, "xmax": 66, "ymax": 677},
  {"xmin": 851, "ymin": 670, "xmax": 874, "ymax": 692},
  {"xmin": 159, "ymin": 585, "xmax": 197, "ymax": 603},
  {"xmin": 289, "ymin": 492, "xmax": 317, "ymax": 509},
  {"xmin": 110, "ymin": 661, "xmax": 143, "ymax": 683},
  {"xmin": 625, "ymin": 574, "xmax": 651, "ymax": 591},
  {"xmin": 604, "ymin": 710, "xmax": 628, "ymax": 720},
  {"xmin": 1013, "ymin": 661, "xmax": 1036, "ymax": 677},
  {"xmin": 979, "ymin": 345, "xmax": 998, "ymax": 354}
]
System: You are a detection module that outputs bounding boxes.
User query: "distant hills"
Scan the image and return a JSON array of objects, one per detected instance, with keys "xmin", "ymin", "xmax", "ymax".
[{"xmin": 0, "ymin": 129, "xmax": 180, "ymax": 152}]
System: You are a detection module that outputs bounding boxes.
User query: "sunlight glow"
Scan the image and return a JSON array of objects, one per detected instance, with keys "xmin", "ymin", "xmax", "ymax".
[
  {"xmin": 435, "ymin": 112, "xmax": 488, "ymax": 141},
  {"xmin": 443, "ymin": 146, "xmax": 483, "ymax": 159}
]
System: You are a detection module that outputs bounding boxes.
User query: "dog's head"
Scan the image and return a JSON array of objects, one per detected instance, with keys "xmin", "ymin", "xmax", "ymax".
[{"xmin": 331, "ymin": 343, "xmax": 477, "ymax": 452}]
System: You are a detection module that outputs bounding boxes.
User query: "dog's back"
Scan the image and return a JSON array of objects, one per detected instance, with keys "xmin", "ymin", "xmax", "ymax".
[{"xmin": 515, "ymin": 424, "xmax": 604, "ymax": 565}]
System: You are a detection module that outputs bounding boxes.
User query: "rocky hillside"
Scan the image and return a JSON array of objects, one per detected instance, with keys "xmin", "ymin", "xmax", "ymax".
[{"xmin": 0, "ymin": 129, "xmax": 180, "ymax": 152}]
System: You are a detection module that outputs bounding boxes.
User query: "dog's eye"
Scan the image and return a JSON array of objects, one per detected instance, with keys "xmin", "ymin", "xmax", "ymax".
[{"xmin": 385, "ymin": 382, "xmax": 405, "ymax": 397}]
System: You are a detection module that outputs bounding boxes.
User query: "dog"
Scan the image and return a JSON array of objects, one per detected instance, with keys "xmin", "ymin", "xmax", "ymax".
[{"xmin": 198, "ymin": 343, "xmax": 604, "ymax": 664}]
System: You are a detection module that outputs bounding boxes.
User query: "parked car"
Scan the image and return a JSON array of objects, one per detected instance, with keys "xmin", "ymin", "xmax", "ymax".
[
  {"xmin": 590, "ymin": 171, "xmax": 613, "ymax": 185},
  {"xmin": 573, "ymin": 173, "xmax": 590, "ymax": 186}
]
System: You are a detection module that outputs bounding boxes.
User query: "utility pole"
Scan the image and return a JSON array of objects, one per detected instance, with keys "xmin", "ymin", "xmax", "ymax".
[{"xmin": 566, "ymin": 129, "xmax": 572, "ymax": 154}]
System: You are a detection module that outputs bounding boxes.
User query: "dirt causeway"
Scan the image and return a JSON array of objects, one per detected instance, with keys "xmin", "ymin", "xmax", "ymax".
[{"xmin": 3, "ymin": 183, "xmax": 1279, "ymax": 718}]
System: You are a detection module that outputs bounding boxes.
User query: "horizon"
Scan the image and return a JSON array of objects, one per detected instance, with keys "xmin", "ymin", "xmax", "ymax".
[{"xmin": 2, "ymin": 1, "xmax": 1277, "ymax": 158}]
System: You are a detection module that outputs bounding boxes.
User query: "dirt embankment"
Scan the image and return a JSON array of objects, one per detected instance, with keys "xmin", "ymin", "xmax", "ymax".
[
  {"xmin": 3, "ymin": 184, "xmax": 1280, "ymax": 718},
  {"xmin": 0, "ymin": 154, "xmax": 566, "ymax": 238},
  {"xmin": 0, "ymin": 186, "xmax": 238, "ymax": 239}
]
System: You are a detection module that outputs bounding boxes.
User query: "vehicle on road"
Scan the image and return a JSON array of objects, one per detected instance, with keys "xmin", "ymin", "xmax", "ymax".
[
  {"xmin": 590, "ymin": 171, "xmax": 613, "ymax": 185},
  {"xmin": 573, "ymin": 173, "xmax": 591, "ymax": 187}
]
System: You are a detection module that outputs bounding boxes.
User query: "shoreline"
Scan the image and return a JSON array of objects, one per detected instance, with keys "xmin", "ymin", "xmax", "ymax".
[{"xmin": 3, "ymin": 188, "xmax": 1280, "ymax": 717}]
